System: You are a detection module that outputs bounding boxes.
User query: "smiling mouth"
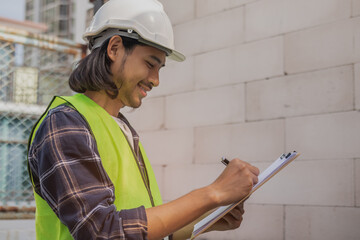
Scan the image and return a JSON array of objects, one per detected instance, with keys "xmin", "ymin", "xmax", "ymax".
[{"xmin": 138, "ymin": 82, "xmax": 152, "ymax": 97}]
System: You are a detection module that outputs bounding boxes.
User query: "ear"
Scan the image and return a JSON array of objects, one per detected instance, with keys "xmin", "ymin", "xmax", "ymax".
[{"xmin": 107, "ymin": 35, "xmax": 124, "ymax": 62}]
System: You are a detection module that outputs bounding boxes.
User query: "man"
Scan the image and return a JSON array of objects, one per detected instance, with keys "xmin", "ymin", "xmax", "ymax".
[{"xmin": 27, "ymin": 0, "xmax": 259, "ymax": 239}]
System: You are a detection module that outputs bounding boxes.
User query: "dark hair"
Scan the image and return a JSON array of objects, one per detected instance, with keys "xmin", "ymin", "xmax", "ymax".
[{"xmin": 69, "ymin": 36, "xmax": 142, "ymax": 99}]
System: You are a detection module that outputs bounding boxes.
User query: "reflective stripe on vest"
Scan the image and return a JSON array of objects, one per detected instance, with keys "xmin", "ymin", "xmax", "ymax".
[{"xmin": 28, "ymin": 94, "xmax": 162, "ymax": 239}]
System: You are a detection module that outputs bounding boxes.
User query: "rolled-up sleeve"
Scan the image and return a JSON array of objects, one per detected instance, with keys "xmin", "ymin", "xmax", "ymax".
[{"xmin": 28, "ymin": 104, "xmax": 148, "ymax": 240}]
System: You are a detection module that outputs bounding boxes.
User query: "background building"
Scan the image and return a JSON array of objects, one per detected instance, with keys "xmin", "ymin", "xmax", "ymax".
[
  {"xmin": 0, "ymin": 0, "xmax": 86, "ymax": 237},
  {"xmin": 25, "ymin": 0, "xmax": 92, "ymax": 43},
  {"xmin": 0, "ymin": 16, "xmax": 83, "ymax": 207},
  {"xmin": 0, "ymin": 17, "xmax": 48, "ymax": 210},
  {"xmin": 25, "ymin": 0, "xmax": 74, "ymax": 39}
]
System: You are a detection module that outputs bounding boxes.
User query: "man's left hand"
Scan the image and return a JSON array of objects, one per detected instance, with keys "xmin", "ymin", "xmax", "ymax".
[{"xmin": 206, "ymin": 202, "xmax": 245, "ymax": 232}]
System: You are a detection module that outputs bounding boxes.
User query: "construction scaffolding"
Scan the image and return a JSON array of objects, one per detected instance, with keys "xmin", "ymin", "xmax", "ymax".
[{"xmin": 0, "ymin": 26, "xmax": 84, "ymax": 207}]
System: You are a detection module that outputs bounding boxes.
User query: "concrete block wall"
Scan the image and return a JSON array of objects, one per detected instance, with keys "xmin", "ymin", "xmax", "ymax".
[
  {"xmin": 123, "ymin": 0, "xmax": 360, "ymax": 239},
  {"xmin": 0, "ymin": 220, "xmax": 35, "ymax": 240}
]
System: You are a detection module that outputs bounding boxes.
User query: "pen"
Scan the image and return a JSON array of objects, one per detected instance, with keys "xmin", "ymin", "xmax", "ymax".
[{"xmin": 221, "ymin": 157, "xmax": 229, "ymax": 166}]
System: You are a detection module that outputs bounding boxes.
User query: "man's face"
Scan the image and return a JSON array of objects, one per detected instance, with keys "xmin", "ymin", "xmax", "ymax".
[{"xmin": 111, "ymin": 43, "xmax": 166, "ymax": 108}]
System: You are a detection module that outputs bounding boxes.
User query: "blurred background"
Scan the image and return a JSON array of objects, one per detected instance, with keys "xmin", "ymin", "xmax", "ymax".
[{"xmin": 0, "ymin": 0, "xmax": 359, "ymax": 239}]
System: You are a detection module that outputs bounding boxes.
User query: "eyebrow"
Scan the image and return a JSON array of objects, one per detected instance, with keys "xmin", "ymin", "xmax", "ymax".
[{"xmin": 150, "ymin": 55, "xmax": 166, "ymax": 68}]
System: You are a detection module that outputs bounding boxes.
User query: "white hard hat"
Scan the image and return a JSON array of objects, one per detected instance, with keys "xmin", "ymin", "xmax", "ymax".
[{"xmin": 83, "ymin": 0, "xmax": 185, "ymax": 62}]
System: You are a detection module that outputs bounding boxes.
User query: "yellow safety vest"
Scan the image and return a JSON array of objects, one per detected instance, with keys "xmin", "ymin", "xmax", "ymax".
[{"xmin": 28, "ymin": 94, "xmax": 162, "ymax": 239}]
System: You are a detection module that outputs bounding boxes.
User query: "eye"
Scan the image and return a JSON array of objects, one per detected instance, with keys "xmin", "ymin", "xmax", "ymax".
[{"xmin": 146, "ymin": 61, "xmax": 154, "ymax": 69}]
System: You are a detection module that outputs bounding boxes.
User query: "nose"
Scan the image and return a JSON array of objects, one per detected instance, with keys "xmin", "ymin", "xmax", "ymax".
[{"xmin": 148, "ymin": 69, "xmax": 160, "ymax": 88}]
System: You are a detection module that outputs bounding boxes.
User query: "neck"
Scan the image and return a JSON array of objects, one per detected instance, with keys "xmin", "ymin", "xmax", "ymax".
[{"xmin": 84, "ymin": 91, "xmax": 123, "ymax": 117}]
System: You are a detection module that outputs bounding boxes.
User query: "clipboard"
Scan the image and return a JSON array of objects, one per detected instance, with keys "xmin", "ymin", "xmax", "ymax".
[{"xmin": 191, "ymin": 151, "xmax": 300, "ymax": 239}]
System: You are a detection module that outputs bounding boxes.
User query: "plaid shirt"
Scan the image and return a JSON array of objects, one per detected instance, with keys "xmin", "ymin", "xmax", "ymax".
[{"xmin": 28, "ymin": 104, "xmax": 149, "ymax": 239}]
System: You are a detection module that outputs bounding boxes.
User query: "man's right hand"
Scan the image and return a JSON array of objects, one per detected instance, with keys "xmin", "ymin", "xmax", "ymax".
[
  {"xmin": 208, "ymin": 159, "xmax": 260, "ymax": 206},
  {"xmin": 146, "ymin": 158, "xmax": 259, "ymax": 240}
]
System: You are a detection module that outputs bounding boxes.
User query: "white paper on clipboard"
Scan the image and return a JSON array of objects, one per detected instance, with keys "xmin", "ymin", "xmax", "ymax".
[{"xmin": 191, "ymin": 151, "xmax": 300, "ymax": 239}]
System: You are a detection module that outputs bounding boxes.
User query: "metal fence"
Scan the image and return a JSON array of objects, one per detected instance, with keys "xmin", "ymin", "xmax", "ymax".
[{"xmin": 0, "ymin": 26, "xmax": 84, "ymax": 206}]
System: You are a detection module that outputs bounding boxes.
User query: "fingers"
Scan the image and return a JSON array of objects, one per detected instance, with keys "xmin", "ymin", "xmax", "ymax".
[
  {"xmin": 242, "ymin": 161, "xmax": 260, "ymax": 177},
  {"xmin": 211, "ymin": 158, "xmax": 259, "ymax": 205},
  {"xmin": 231, "ymin": 159, "xmax": 259, "ymax": 185},
  {"xmin": 249, "ymin": 164, "xmax": 260, "ymax": 176},
  {"xmin": 222, "ymin": 214, "xmax": 242, "ymax": 229},
  {"xmin": 229, "ymin": 159, "xmax": 259, "ymax": 175},
  {"xmin": 234, "ymin": 202, "xmax": 244, "ymax": 214},
  {"xmin": 222, "ymin": 204, "xmax": 244, "ymax": 229},
  {"xmin": 229, "ymin": 203, "xmax": 244, "ymax": 220},
  {"xmin": 227, "ymin": 207, "xmax": 242, "ymax": 220},
  {"xmin": 252, "ymin": 174, "xmax": 259, "ymax": 186},
  {"xmin": 209, "ymin": 203, "xmax": 246, "ymax": 231}
]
